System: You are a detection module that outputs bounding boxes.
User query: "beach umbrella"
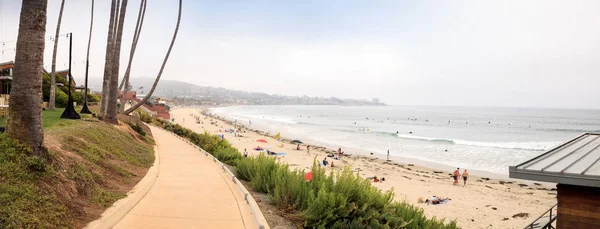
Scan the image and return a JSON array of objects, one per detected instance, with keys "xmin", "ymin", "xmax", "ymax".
[
  {"xmin": 256, "ymin": 139, "xmax": 267, "ymax": 148},
  {"xmin": 291, "ymin": 139, "xmax": 303, "ymax": 144}
]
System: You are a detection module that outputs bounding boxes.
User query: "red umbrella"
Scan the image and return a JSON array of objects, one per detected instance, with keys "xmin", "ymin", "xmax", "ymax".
[{"xmin": 256, "ymin": 139, "xmax": 268, "ymax": 143}]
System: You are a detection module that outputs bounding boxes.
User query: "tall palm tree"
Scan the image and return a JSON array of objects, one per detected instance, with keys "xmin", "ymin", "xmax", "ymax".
[
  {"xmin": 100, "ymin": 0, "xmax": 118, "ymax": 116},
  {"xmin": 48, "ymin": 0, "xmax": 66, "ymax": 110},
  {"xmin": 80, "ymin": 0, "xmax": 94, "ymax": 114},
  {"xmin": 120, "ymin": 0, "xmax": 146, "ymax": 113},
  {"xmin": 105, "ymin": 0, "xmax": 128, "ymax": 124},
  {"xmin": 124, "ymin": 0, "xmax": 181, "ymax": 115},
  {"xmin": 6, "ymin": 0, "xmax": 48, "ymax": 155}
]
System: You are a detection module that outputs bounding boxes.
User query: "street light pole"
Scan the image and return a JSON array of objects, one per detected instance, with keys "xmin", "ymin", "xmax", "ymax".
[{"xmin": 61, "ymin": 33, "xmax": 81, "ymax": 119}]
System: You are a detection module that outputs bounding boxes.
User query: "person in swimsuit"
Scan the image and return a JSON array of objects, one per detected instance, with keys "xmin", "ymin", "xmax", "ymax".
[
  {"xmin": 452, "ymin": 168, "xmax": 460, "ymax": 185},
  {"xmin": 462, "ymin": 169, "xmax": 469, "ymax": 186}
]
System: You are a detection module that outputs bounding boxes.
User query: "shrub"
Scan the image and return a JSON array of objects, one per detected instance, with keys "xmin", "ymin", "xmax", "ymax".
[
  {"xmin": 87, "ymin": 93, "xmax": 100, "ymax": 102},
  {"xmin": 55, "ymin": 89, "xmax": 68, "ymax": 108},
  {"xmin": 234, "ymin": 155, "xmax": 457, "ymax": 228},
  {"xmin": 136, "ymin": 110, "xmax": 153, "ymax": 123},
  {"xmin": 126, "ymin": 122, "xmax": 146, "ymax": 137}
]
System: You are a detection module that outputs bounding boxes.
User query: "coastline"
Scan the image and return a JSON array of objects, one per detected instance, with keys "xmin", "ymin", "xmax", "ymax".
[{"xmin": 171, "ymin": 107, "xmax": 557, "ymax": 229}]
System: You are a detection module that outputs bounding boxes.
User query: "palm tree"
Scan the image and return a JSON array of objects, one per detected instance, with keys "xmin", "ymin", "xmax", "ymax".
[
  {"xmin": 6, "ymin": 0, "xmax": 49, "ymax": 155},
  {"xmin": 124, "ymin": 0, "xmax": 181, "ymax": 115},
  {"xmin": 48, "ymin": 0, "xmax": 66, "ymax": 110},
  {"xmin": 120, "ymin": 0, "xmax": 147, "ymax": 113},
  {"xmin": 100, "ymin": 0, "xmax": 118, "ymax": 116},
  {"xmin": 80, "ymin": 0, "xmax": 94, "ymax": 114},
  {"xmin": 105, "ymin": 0, "xmax": 128, "ymax": 124}
]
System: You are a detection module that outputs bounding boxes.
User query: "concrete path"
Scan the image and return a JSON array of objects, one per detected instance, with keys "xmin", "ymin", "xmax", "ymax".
[{"xmin": 113, "ymin": 126, "xmax": 260, "ymax": 229}]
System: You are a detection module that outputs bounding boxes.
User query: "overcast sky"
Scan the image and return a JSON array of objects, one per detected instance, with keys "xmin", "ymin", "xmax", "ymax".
[{"xmin": 0, "ymin": 0, "xmax": 599, "ymax": 109}]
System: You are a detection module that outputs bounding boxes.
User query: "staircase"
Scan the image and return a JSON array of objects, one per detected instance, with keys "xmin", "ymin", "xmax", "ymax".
[{"xmin": 525, "ymin": 204, "xmax": 557, "ymax": 229}]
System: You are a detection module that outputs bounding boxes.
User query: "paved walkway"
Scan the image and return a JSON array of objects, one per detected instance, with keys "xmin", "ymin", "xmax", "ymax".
[{"xmin": 113, "ymin": 126, "xmax": 258, "ymax": 229}]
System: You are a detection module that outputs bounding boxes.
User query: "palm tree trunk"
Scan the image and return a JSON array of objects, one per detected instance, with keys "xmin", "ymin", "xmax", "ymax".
[
  {"xmin": 6, "ymin": 0, "xmax": 48, "ymax": 155},
  {"xmin": 48, "ymin": 0, "xmax": 65, "ymax": 110},
  {"xmin": 120, "ymin": 0, "xmax": 146, "ymax": 113},
  {"xmin": 124, "ymin": 0, "xmax": 181, "ymax": 115},
  {"xmin": 105, "ymin": 0, "xmax": 128, "ymax": 124},
  {"xmin": 100, "ymin": 0, "xmax": 118, "ymax": 116},
  {"xmin": 80, "ymin": 0, "xmax": 94, "ymax": 114}
]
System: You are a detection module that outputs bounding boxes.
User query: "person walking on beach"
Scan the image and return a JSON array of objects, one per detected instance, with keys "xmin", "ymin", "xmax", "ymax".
[
  {"xmin": 307, "ymin": 145, "xmax": 310, "ymax": 156},
  {"xmin": 338, "ymin": 148, "xmax": 342, "ymax": 158},
  {"xmin": 243, "ymin": 149, "xmax": 248, "ymax": 158},
  {"xmin": 462, "ymin": 169, "xmax": 469, "ymax": 186},
  {"xmin": 452, "ymin": 168, "xmax": 460, "ymax": 185}
]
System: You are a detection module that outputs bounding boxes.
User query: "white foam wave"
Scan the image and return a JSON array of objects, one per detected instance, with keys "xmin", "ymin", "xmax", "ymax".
[{"xmin": 396, "ymin": 134, "xmax": 560, "ymax": 151}]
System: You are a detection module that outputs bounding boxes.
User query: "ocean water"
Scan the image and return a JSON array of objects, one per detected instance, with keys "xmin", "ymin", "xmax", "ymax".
[{"xmin": 209, "ymin": 105, "xmax": 600, "ymax": 175}]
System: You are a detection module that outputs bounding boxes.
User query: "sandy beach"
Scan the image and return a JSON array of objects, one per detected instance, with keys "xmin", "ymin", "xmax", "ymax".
[{"xmin": 171, "ymin": 107, "xmax": 557, "ymax": 229}]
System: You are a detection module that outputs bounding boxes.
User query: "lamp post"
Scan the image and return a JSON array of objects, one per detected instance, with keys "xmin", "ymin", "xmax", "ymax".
[{"xmin": 60, "ymin": 33, "xmax": 81, "ymax": 119}]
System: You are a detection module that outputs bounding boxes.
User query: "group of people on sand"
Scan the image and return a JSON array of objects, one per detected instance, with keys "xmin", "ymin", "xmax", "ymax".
[
  {"xmin": 370, "ymin": 176, "xmax": 385, "ymax": 183},
  {"xmin": 322, "ymin": 157, "xmax": 335, "ymax": 167},
  {"xmin": 452, "ymin": 168, "xmax": 469, "ymax": 186}
]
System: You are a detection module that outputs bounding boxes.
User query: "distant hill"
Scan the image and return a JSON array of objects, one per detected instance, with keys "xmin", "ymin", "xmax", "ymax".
[{"xmin": 104, "ymin": 77, "xmax": 385, "ymax": 106}]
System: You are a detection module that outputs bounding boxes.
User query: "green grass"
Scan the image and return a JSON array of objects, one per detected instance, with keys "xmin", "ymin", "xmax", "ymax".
[
  {"xmin": 0, "ymin": 116, "xmax": 154, "ymax": 228},
  {"xmin": 0, "ymin": 133, "xmax": 71, "ymax": 228},
  {"xmin": 91, "ymin": 187, "xmax": 127, "ymax": 208},
  {"xmin": 0, "ymin": 107, "xmax": 93, "ymax": 129}
]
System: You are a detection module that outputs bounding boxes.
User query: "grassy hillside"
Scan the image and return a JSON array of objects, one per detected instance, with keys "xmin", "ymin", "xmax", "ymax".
[{"xmin": 0, "ymin": 110, "xmax": 154, "ymax": 228}]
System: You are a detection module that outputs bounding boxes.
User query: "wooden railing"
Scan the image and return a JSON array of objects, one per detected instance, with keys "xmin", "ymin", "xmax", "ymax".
[
  {"xmin": 0, "ymin": 94, "xmax": 8, "ymax": 106},
  {"xmin": 0, "ymin": 95, "xmax": 8, "ymax": 117}
]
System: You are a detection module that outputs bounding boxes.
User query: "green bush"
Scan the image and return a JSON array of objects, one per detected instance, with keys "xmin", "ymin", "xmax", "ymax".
[
  {"xmin": 235, "ymin": 155, "xmax": 458, "ymax": 229},
  {"xmin": 87, "ymin": 93, "xmax": 100, "ymax": 102},
  {"xmin": 126, "ymin": 122, "xmax": 146, "ymax": 137},
  {"xmin": 42, "ymin": 72, "xmax": 98, "ymax": 106},
  {"xmin": 136, "ymin": 110, "xmax": 153, "ymax": 123},
  {"xmin": 55, "ymin": 89, "xmax": 68, "ymax": 108}
]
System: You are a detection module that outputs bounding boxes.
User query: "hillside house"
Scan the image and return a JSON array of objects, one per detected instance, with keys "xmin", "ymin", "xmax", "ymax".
[{"xmin": 0, "ymin": 61, "xmax": 14, "ymax": 95}]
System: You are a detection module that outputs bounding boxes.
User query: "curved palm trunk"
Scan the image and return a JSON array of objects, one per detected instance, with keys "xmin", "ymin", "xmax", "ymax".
[
  {"xmin": 124, "ymin": 0, "xmax": 181, "ymax": 115},
  {"xmin": 120, "ymin": 0, "xmax": 147, "ymax": 113},
  {"xmin": 6, "ymin": 0, "xmax": 48, "ymax": 155},
  {"xmin": 100, "ymin": 0, "xmax": 118, "ymax": 116},
  {"xmin": 48, "ymin": 0, "xmax": 65, "ymax": 110},
  {"xmin": 80, "ymin": 0, "xmax": 94, "ymax": 114},
  {"xmin": 105, "ymin": 0, "xmax": 128, "ymax": 124}
]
